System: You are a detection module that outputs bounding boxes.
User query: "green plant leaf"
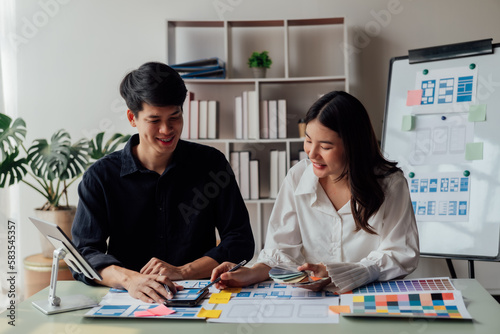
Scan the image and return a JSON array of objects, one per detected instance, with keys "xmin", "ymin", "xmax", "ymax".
[
  {"xmin": 0, "ymin": 149, "xmax": 28, "ymax": 187},
  {"xmin": 60, "ymin": 138, "xmax": 90, "ymax": 180},
  {"xmin": 89, "ymin": 132, "xmax": 130, "ymax": 161},
  {"xmin": 0, "ymin": 114, "xmax": 27, "ymax": 163},
  {"xmin": 27, "ymin": 129, "xmax": 72, "ymax": 181}
]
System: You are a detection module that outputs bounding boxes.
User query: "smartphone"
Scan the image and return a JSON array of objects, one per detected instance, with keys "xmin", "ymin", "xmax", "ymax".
[{"xmin": 164, "ymin": 288, "xmax": 209, "ymax": 307}]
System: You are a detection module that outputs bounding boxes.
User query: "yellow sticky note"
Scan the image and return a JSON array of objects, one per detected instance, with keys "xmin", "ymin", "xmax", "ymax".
[
  {"xmin": 465, "ymin": 142, "xmax": 483, "ymax": 160},
  {"xmin": 197, "ymin": 307, "xmax": 222, "ymax": 319},
  {"xmin": 221, "ymin": 287, "xmax": 242, "ymax": 294},
  {"xmin": 209, "ymin": 292, "xmax": 232, "ymax": 304},
  {"xmin": 329, "ymin": 305, "xmax": 351, "ymax": 314},
  {"xmin": 401, "ymin": 115, "xmax": 415, "ymax": 131}
]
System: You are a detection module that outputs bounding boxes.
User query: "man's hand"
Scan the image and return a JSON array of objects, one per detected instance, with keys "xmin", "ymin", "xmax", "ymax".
[{"xmin": 140, "ymin": 257, "xmax": 183, "ymax": 280}]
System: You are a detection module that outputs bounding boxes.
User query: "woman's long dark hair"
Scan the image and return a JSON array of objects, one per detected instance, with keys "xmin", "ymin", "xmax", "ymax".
[{"xmin": 304, "ymin": 91, "xmax": 400, "ymax": 234}]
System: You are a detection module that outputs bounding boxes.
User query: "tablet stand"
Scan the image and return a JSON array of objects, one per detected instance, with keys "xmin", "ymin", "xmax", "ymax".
[{"xmin": 32, "ymin": 247, "xmax": 98, "ymax": 315}]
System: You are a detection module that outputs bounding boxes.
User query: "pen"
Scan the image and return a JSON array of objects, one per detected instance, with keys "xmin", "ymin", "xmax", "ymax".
[{"xmin": 197, "ymin": 259, "xmax": 247, "ymax": 294}]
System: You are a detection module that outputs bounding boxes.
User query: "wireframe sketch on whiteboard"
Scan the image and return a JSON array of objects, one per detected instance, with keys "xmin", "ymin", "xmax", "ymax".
[
  {"xmin": 412, "ymin": 66, "xmax": 477, "ymax": 114},
  {"xmin": 409, "ymin": 171, "xmax": 470, "ymax": 222},
  {"xmin": 409, "ymin": 113, "xmax": 474, "ymax": 165}
]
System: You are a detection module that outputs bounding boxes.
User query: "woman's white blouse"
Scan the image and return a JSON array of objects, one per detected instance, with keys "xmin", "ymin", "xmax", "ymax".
[{"xmin": 256, "ymin": 159, "xmax": 419, "ymax": 292}]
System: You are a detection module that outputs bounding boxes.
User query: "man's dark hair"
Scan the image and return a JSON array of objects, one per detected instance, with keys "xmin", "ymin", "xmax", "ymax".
[{"xmin": 120, "ymin": 62, "xmax": 187, "ymax": 116}]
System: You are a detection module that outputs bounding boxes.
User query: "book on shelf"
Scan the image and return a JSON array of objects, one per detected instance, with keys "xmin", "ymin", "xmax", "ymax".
[
  {"xmin": 278, "ymin": 99, "xmax": 287, "ymax": 139},
  {"xmin": 207, "ymin": 101, "xmax": 218, "ymax": 139},
  {"xmin": 269, "ymin": 150, "xmax": 279, "ymax": 198},
  {"xmin": 260, "ymin": 100, "xmax": 269, "ymax": 139},
  {"xmin": 239, "ymin": 151, "xmax": 250, "ymax": 200},
  {"xmin": 171, "ymin": 57, "xmax": 226, "ymax": 79},
  {"xmin": 269, "ymin": 150, "xmax": 287, "ymax": 199},
  {"xmin": 250, "ymin": 160, "xmax": 260, "ymax": 200},
  {"xmin": 181, "ymin": 91, "xmax": 194, "ymax": 139},
  {"xmin": 242, "ymin": 91, "xmax": 249, "ymax": 139},
  {"xmin": 234, "ymin": 96, "xmax": 243, "ymax": 139},
  {"xmin": 198, "ymin": 100, "xmax": 208, "ymax": 139},
  {"xmin": 268, "ymin": 100, "xmax": 278, "ymax": 139},
  {"xmin": 247, "ymin": 91, "xmax": 259, "ymax": 140},
  {"xmin": 189, "ymin": 100, "xmax": 199, "ymax": 140}
]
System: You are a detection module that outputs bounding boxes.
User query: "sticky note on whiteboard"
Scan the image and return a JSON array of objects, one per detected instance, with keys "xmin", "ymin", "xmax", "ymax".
[
  {"xmin": 468, "ymin": 104, "xmax": 487, "ymax": 122},
  {"xmin": 465, "ymin": 142, "xmax": 483, "ymax": 160},
  {"xmin": 406, "ymin": 89, "xmax": 423, "ymax": 106},
  {"xmin": 401, "ymin": 115, "xmax": 415, "ymax": 131}
]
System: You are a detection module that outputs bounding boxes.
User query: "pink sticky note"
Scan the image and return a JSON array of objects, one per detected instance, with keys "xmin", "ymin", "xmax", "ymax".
[
  {"xmin": 134, "ymin": 310, "xmax": 156, "ymax": 317},
  {"xmin": 406, "ymin": 89, "xmax": 423, "ymax": 106},
  {"xmin": 147, "ymin": 304, "xmax": 176, "ymax": 316}
]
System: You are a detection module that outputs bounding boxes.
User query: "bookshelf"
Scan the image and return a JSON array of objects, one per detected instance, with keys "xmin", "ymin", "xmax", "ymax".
[{"xmin": 166, "ymin": 18, "xmax": 349, "ymax": 253}]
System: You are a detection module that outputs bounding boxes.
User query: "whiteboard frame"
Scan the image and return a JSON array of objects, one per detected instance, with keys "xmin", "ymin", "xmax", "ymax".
[{"xmin": 381, "ymin": 42, "xmax": 500, "ymax": 262}]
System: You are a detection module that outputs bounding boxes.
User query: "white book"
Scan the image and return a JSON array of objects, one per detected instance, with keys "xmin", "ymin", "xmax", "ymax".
[
  {"xmin": 189, "ymin": 100, "xmax": 199, "ymax": 140},
  {"xmin": 247, "ymin": 91, "xmax": 259, "ymax": 139},
  {"xmin": 260, "ymin": 100, "xmax": 269, "ymax": 139},
  {"xmin": 278, "ymin": 99, "xmax": 287, "ymax": 139},
  {"xmin": 250, "ymin": 160, "xmax": 260, "ymax": 200},
  {"xmin": 268, "ymin": 100, "xmax": 278, "ymax": 139},
  {"xmin": 198, "ymin": 100, "xmax": 208, "ymax": 139},
  {"xmin": 242, "ymin": 91, "xmax": 249, "ymax": 139},
  {"xmin": 181, "ymin": 91, "xmax": 194, "ymax": 139},
  {"xmin": 278, "ymin": 150, "xmax": 287, "ymax": 190},
  {"xmin": 230, "ymin": 151, "xmax": 240, "ymax": 187},
  {"xmin": 239, "ymin": 151, "xmax": 250, "ymax": 200},
  {"xmin": 269, "ymin": 150, "xmax": 279, "ymax": 198},
  {"xmin": 208, "ymin": 100, "xmax": 218, "ymax": 139},
  {"xmin": 234, "ymin": 96, "xmax": 243, "ymax": 139}
]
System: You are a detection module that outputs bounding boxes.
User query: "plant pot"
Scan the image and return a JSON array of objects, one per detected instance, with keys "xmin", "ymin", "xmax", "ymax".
[
  {"xmin": 34, "ymin": 206, "xmax": 77, "ymax": 258},
  {"xmin": 251, "ymin": 67, "xmax": 267, "ymax": 78}
]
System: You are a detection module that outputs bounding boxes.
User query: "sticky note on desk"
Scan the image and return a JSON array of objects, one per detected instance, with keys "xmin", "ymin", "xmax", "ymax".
[
  {"xmin": 209, "ymin": 292, "xmax": 232, "ymax": 304},
  {"xmin": 329, "ymin": 305, "xmax": 351, "ymax": 314},
  {"xmin": 197, "ymin": 307, "xmax": 222, "ymax": 319},
  {"xmin": 148, "ymin": 304, "xmax": 175, "ymax": 316},
  {"xmin": 468, "ymin": 104, "xmax": 487, "ymax": 122}
]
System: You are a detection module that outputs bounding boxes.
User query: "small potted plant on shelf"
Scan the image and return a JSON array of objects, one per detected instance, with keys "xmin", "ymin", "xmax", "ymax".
[
  {"xmin": 248, "ymin": 51, "xmax": 272, "ymax": 78},
  {"xmin": 0, "ymin": 112, "xmax": 130, "ymax": 257}
]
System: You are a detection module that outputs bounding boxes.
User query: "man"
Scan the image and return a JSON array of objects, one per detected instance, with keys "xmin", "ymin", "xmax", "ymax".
[{"xmin": 72, "ymin": 62, "xmax": 254, "ymax": 304}]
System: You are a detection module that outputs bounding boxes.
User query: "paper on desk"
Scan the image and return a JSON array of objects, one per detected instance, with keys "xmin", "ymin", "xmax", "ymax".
[
  {"xmin": 208, "ymin": 298, "xmax": 340, "ymax": 324},
  {"xmin": 84, "ymin": 289, "xmax": 213, "ymax": 319}
]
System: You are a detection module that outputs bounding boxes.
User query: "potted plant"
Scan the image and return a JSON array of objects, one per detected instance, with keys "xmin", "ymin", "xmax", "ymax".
[
  {"xmin": 0, "ymin": 112, "xmax": 130, "ymax": 257},
  {"xmin": 247, "ymin": 51, "xmax": 272, "ymax": 78}
]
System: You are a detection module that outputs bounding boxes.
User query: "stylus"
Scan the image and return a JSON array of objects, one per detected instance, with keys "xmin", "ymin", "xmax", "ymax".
[{"xmin": 197, "ymin": 259, "xmax": 247, "ymax": 294}]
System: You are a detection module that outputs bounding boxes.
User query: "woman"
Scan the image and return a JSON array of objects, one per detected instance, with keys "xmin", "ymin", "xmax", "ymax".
[{"xmin": 212, "ymin": 91, "xmax": 419, "ymax": 293}]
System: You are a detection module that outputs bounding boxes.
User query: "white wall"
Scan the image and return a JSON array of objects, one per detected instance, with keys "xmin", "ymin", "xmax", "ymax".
[{"xmin": 7, "ymin": 0, "xmax": 500, "ymax": 297}]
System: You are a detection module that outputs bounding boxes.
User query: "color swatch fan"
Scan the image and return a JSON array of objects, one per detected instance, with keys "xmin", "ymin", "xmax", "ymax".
[{"xmin": 269, "ymin": 266, "xmax": 308, "ymax": 283}]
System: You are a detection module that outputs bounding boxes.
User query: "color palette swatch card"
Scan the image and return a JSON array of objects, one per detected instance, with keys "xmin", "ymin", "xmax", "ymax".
[
  {"xmin": 340, "ymin": 290, "xmax": 471, "ymax": 320},
  {"xmin": 351, "ymin": 277, "xmax": 456, "ymax": 294}
]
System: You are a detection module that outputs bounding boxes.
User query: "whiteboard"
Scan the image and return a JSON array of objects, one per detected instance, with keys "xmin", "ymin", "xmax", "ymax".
[{"xmin": 381, "ymin": 42, "xmax": 500, "ymax": 260}]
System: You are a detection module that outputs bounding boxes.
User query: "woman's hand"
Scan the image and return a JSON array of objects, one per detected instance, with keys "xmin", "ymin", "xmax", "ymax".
[
  {"xmin": 297, "ymin": 263, "xmax": 332, "ymax": 291},
  {"xmin": 210, "ymin": 262, "xmax": 271, "ymax": 290}
]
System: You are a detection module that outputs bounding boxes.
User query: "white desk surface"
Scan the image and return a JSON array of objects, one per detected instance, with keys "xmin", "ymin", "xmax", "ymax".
[{"xmin": 2, "ymin": 279, "xmax": 499, "ymax": 334}]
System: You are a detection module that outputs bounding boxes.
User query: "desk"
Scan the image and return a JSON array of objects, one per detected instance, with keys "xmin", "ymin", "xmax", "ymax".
[{"xmin": 2, "ymin": 279, "xmax": 499, "ymax": 334}]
